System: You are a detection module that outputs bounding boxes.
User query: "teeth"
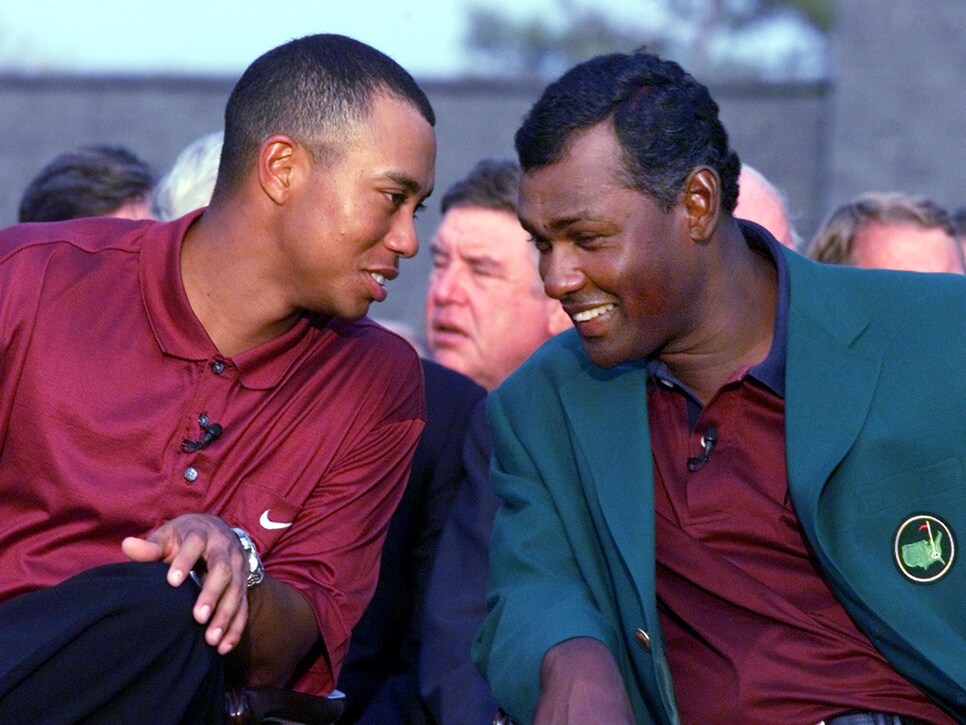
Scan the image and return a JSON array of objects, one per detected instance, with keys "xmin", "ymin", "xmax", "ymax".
[
  {"xmin": 370, "ymin": 272, "xmax": 387, "ymax": 286},
  {"xmin": 572, "ymin": 304, "xmax": 615, "ymax": 323}
]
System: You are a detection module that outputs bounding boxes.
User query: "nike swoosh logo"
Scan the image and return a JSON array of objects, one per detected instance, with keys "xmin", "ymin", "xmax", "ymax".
[{"xmin": 259, "ymin": 510, "xmax": 294, "ymax": 530}]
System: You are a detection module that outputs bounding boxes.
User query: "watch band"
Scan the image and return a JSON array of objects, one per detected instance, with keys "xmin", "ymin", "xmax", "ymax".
[{"xmin": 232, "ymin": 527, "xmax": 265, "ymax": 588}]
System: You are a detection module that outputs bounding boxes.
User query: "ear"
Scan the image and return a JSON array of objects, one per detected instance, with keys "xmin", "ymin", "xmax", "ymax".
[
  {"xmin": 257, "ymin": 135, "xmax": 301, "ymax": 206},
  {"xmin": 682, "ymin": 166, "xmax": 721, "ymax": 242}
]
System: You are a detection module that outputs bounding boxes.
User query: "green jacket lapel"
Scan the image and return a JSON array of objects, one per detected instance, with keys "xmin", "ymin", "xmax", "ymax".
[
  {"xmin": 783, "ymin": 251, "xmax": 883, "ymax": 539},
  {"xmin": 557, "ymin": 360, "xmax": 655, "ymax": 608}
]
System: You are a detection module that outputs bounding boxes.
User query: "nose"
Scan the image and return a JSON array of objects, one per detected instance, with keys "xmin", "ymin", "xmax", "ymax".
[
  {"xmin": 429, "ymin": 261, "xmax": 468, "ymax": 305},
  {"xmin": 540, "ymin": 246, "xmax": 583, "ymax": 300},
  {"xmin": 385, "ymin": 213, "xmax": 419, "ymax": 259}
]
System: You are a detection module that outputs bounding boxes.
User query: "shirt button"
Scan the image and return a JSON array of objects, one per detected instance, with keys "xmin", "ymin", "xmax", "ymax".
[
  {"xmin": 211, "ymin": 360, "xmax": 226, "ymax": 374},
  {"xmin": 183, "ymin": 466, "xmax": 199, "ymax": 482},
  {"xmin": 634, "ymin": 628, "xmax": 651, "ymax": 651}
]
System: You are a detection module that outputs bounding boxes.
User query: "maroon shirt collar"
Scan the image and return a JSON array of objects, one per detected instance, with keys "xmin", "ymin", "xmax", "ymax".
[{"xmin": 139, "ymin": 209, "xmax": 323, "ymax": 390}]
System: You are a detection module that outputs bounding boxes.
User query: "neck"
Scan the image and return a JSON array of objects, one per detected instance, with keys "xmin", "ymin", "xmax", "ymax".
[
  {"xmin": 180, "ymin": 205, "xmax": 300, "ymax": 357},
  {"xmin": 661, "ymin": 221, "xmax": 778, "ymax": 404}
]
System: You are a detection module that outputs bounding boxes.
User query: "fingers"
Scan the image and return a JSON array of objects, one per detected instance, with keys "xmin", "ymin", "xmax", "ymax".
[
  {"xmin": 122, "ymin": 532, "xmax": 193, "ymax": 587},
  {"xmin": 120, "ymin": 536, "xmax": 164, "ymax": 562},
  {"xmin": 166, "ymin": 521, "xmax": 209, "ymax": 587},
  {"xmin": 192, "ymin": 541, "xmax": 250, "ymax": 654},
  {"xmin": 132, "ymin": 514, "xmax": 252, "ymax": 654},
  {"xmin": 213, "ymin": 582, "xmax": 250, "ymax": 655}
]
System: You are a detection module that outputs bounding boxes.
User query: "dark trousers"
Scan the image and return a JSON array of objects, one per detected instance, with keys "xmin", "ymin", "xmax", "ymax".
[{"xmin": 0, "ymin": 561, "xmax": 225, "ymax": 724}]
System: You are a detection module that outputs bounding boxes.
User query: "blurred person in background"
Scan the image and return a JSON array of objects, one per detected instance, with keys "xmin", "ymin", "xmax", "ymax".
[
  {"xmin": 153, "ymin": 131, "xmax": 224, "ymax": 221},
  {"xmin": 734, "ymin": 164, "xmax": 799, "ymax": 249},
  {"xmin": 19, "ymin": 144, "xmax": 156, "ymax": 222},
  {"xmin": 807, "ymin": 192, "xmax": 963, "ymax": 273},
  {"xmin": 337, "ymin": 357, "xmax": 485, "ymax": 725},
  {"xmin": 418, "ymin": 160, "xmax": 571, "ymax": 725},
  {"xmin": 424, "ymin": 158, "xmax": 571, "ymax": 391}
]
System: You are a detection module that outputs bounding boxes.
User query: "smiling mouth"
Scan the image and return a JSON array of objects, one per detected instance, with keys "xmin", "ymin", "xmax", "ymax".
[
  {"xmin": 571, "ymin": 303, "xmax": 615, "ymax": 323},
  {"xmin": 370, "ymin": 272, "xmax": 387, "ymax": 287}
]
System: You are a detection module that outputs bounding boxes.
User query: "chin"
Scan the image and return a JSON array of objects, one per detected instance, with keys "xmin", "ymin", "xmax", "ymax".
[
  {"xmin": 330, "ymin": 303, "xmax": 371, "ymax": 322},
  {"xmin": 582, "ymin": 339, "xmax": 637, "ymax": 369},
  {"xmin": 431, "ymin": 349, "xmax": 467, "ymax": 373}
]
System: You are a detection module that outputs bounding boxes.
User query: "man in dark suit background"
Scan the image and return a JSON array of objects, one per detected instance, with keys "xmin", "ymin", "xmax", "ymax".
[
  {"xmin": 417, "ymin": 160, "xmax": 570, "ymax": 725},
  {"xmin": 338, "ymin": 359, "xmax": 485, "ymax": 724}
]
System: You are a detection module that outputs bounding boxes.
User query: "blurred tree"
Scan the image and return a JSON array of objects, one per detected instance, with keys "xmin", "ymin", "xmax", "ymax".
[
  {"xmin": 463, "ymin": 0, "xmax": 833, "ymax": 81},
  {"xmin": 766, "ymin": 0, "xmax": 836, "ymax": 30}
]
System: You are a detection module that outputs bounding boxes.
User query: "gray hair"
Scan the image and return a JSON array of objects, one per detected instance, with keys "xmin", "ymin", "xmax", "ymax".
[{"xmin": 153, "ymin": 131, "xmax": 223, "ymax": 221}]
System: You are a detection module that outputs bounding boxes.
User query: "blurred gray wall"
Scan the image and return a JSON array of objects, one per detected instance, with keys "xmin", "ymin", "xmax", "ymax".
[
  {"xmin": 829, "ymin": 0, "xmax": 965, "ymax": 213},
  {"xmin": 0, "ymin": 0, "xmax": 960, "ymax": 340}
]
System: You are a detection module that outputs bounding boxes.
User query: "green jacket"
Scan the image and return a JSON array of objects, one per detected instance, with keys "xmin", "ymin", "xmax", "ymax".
[{"xmin": 474, "ymin": 247, "xmax": 966, "ymax": 723}]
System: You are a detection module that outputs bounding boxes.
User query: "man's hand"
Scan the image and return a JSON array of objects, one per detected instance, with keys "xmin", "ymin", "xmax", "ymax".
[
  {"xmin": 533, "ymin": 637, "xmax": 635, "ymax": 725},
  {"xmin": 121, "ymin": 513, "xmax": 248, "ymax": 656}
]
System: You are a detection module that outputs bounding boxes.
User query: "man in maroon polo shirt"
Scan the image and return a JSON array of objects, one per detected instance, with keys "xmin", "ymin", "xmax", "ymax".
[
  {"xmin": 474, "ymin": 51, "xmax": 965, "ymax": 724},
  {"xmin": 0, "ymin": 34, "xmax": 436, "ymax": 722}
]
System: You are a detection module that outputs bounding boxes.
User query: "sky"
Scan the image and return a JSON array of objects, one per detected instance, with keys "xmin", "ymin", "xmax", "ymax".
[{"xmin": 0, "ymin": 0, "xmax": 649, "ymax": 78}]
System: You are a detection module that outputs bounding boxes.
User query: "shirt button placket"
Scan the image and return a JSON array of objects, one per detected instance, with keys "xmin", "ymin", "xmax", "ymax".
[{"xmin": 185, "ymin": 357, "xmax": 230, "ymax": 487}]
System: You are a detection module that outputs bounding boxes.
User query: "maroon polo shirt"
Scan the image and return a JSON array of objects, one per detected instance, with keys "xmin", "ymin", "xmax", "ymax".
[
  {"xmin": 0, "ymin": 212, "xmax": 425, "ymax": 695},
  {"xmin": 647, "ymin": 227, "xmax": 951, "ymax": 724}
]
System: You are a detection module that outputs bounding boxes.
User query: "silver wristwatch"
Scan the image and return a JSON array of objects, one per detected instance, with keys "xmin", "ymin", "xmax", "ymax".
[{"xmin": 232, "ymin": 527, "xmax": 265, "ymax": 588}]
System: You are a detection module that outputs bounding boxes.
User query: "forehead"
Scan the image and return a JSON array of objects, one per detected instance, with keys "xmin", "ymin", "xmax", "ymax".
[
  {"xmin": 852, "ymin": 222, "xmax": 961, "ymax": 273},
  {"xmin": 518, "ymin": 122, "xmax": 629, "ymax": 225},
  {"xmin": 434, "ymin": 206, "xmax": 533, "ymax": 256},
  {"xmin": 338, "ymin": 92, "xmax": 436, "ymax": 188}
]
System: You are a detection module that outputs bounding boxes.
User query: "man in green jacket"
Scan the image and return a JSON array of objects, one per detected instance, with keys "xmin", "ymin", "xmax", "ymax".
[{"xmin": 474, "ymin": 50, "xmax": 965, "ymax": 725}]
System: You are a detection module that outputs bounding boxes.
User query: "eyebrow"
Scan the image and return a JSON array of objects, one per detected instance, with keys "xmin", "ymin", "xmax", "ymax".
[
  {"xmin": 545, "ymin": 214, "xmax": 593, "ymax": 232},
  {"xmin": 519, "ymin": 213, "xmax": 587, "ymax": 237},
  {"xmin": 430, "ymin": 241, "xmax": 503, "ymax": 269},
  {"xmin": 384, "ymin": 172, "xmax": 433, "ymax": 200}
]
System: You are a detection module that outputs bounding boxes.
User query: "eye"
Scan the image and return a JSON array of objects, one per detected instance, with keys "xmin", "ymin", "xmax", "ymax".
[
  {"xmin": 470, "ymin": 263, "xmax": 499, "ymax": 279},
  {"xmin": 573, "ymin": 232, "xmax": 600, "ymax": 246},
  {"xmin": 529, "ymin": 235, "xmax": 551, "ymax": 253},
  {"xmin": 383, "ymin": 191, "xmax": 407, "ymax": 208},
  {"xmin": 413, "ymin": 202, "xmax": 426, "ymax": 220}
]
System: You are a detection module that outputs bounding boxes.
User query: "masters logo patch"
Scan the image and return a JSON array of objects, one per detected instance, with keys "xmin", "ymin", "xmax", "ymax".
[{"xmin": 894, "ymin": 514, "xmax": 955, "ymax": 583}]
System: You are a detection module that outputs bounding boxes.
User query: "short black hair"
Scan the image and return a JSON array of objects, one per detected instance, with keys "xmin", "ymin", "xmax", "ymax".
[
  {"xmin": 215, "ymin": 33, "xmax": 435, "ymax": 195},
  {"xmin": 440, "ymin": 159, "xmax": 520, "ymax": 215},
  {"xmin": 18, "ymin": 145, "xmax": 155, "ymax": 223},
  {"xmin": 515, "ymin": 51, "xmax": 740, "ymax": 213}
]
